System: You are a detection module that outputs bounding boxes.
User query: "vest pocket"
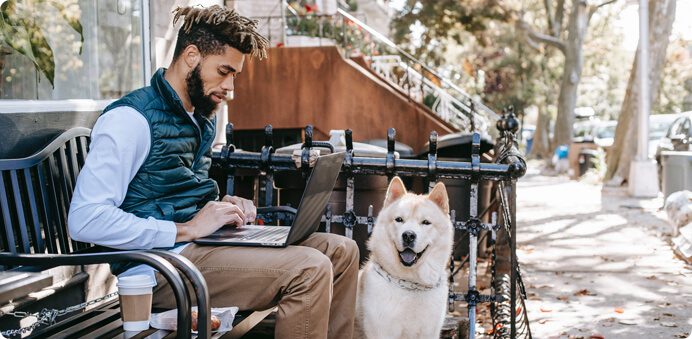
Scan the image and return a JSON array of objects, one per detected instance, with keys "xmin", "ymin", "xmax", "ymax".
[{"xmin": 156, "ymin": 202, "xmax": 176, "ymax": 221}]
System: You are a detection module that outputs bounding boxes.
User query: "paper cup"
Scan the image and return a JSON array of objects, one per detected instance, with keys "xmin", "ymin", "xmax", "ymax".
[{"xmin": 117, "ymin": 275, "xmax": 156, "ymax": 331}]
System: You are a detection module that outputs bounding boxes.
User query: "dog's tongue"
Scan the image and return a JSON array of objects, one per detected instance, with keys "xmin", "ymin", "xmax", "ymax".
[{"xmin": 399, "ymin": 249, "xmax": 417, "ymax": 264}]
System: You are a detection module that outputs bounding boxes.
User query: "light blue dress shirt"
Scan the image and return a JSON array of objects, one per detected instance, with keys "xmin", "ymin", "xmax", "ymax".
[{"xmin": 68, "ymin": 106, "xmax": 197, "ymax": 282}]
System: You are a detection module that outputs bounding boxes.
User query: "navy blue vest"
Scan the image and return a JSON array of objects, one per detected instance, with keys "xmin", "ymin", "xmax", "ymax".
[{"xmin": 103, "ymin": 68, "xmax": 219, "ymax": 226}]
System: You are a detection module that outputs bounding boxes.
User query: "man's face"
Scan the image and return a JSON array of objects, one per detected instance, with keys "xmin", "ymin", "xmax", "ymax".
[{"xmin": 186, "ymin": 45, "xmax": 245, "ymax": 118}]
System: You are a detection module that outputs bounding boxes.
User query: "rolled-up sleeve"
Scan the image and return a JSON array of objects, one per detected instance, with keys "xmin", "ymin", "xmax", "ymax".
[{"xmin": 68, "ymin": 106, "xmax": 177, "ymax": 249}]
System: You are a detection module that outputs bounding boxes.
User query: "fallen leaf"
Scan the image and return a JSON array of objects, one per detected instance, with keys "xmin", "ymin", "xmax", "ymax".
[
  {"xmin": 661, "ymin": 322, "xmax": 677, "ymax": 327},
  {"xmin": 614, "ymin": 307, "xmax": 624, "ymax": 314},
  {"xmin": 574, "ymin": 289, "xmax": 597, "ymax": 296},
  {"xmin": 540, "ymin": 307, "xmax": 553, "ymax": 312},
  {"xmin": 557, "ymin": 295, "xmax": 570, "ymax": 301},
  {"xmin": 662, "ymin": 312, "xmax": 674, "ymax": 317},
  {"xmin": 646, "ymin": 275, "xmax": 656, "ymax": 280},
  {"xmin": 516, "ymin": 306, "xmax": 523, "ymax": 316},
  {"xmin": 538, "ymin": 319, "xmax": 549, "ymax": 324},
  {"xmin": 619, "ymin": 319, "xmax": 637, "ymax": 325},
  {"xmin": 590, "ymin": 334, "xmax": 605, "ymax": 339}
]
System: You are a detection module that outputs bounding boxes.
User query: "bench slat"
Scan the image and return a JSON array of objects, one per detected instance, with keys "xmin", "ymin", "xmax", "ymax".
[
  {"xmin": 24, "ymin": 167, "xmax": 46, "ymax": 254},
  {"xmin": 0, "ymin": 174, "xmax": 17, "ymax": 255},
  {"xmin": 36, "ymin": 162, "xmax": 58, "ymax": 254},
  {"xmin": 46, "ymin": 308, "xmax": 121, "ymax": 338},
  {"xmin": 9, "ymin": 170, "xmax": 31, "ymax": 254},
  {"xmin": 45, "ymin": 154, "xmax": 70, "ymax": 254}
]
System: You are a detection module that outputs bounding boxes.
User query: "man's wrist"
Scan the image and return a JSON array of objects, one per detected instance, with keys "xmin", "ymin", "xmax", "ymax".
[{"xmin": 175, "ymin": 222, "xmax": 196, "ymax": 242}]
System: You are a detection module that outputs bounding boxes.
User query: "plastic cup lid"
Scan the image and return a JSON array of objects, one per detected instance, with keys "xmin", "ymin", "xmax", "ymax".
[{"xmin": 117, "ymin": 274, "xmax": 156, "ymax": 289}]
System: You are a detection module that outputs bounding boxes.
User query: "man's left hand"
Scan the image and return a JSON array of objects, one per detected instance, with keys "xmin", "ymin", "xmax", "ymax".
[{"xmin": 221, "ymin": 195, "xmax": 257, "ymax": 225}]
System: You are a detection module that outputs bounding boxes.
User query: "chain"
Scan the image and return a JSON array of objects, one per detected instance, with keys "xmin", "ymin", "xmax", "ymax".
[{"xmin": 0, "ymin": 292, "xmax": 119, "ymax": 338}]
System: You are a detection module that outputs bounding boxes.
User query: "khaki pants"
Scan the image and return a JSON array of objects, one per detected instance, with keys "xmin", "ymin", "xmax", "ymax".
[{"xmin": 152, "ymin": 233, "xmax": 359, "ymax": 339}]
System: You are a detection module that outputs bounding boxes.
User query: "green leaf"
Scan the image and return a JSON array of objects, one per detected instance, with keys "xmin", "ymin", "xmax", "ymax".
[
  {"xmin": 0, "ymin": 0, "xmax": 55, "ymax": 86},
  {"xmin": 47, "ymin": 0, "xmax": 83, "ymax": 54}
]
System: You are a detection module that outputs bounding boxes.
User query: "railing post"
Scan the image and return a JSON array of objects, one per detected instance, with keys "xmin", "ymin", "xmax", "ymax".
[
  {"xmin": 222, "ymin": 123, "xmax": 236, "ymax": 196},
  {"xmin": 260, "ymin": 125, "xmax": 274, "ymax": 207}
]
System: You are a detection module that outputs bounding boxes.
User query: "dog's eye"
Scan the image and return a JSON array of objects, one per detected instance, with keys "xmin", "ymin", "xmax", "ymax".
[
  {"xmin": 421, "ymin": 219, "xmax": 431, "ymax": 225},
  {"xmin": 395, "ymin": 217, "xmax": 404, "ymax": 223}
]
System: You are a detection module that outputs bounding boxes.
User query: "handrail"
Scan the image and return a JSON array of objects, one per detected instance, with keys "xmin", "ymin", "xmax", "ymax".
[
  {"xmin": 257, "ymin": 5, "xmax": 500, "ymax": 132},
  {"xmin": 335, "ymin": 8, "xmax": 499, "ymax": 121}
]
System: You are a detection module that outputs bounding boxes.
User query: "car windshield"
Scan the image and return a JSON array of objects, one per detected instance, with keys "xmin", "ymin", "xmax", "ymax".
[
  {"xmin": 595, "ymin": 125, "xmax": 616, "ymax": 139},
  {"xmin": 650, "ymin": 120, "xmax": 671, "ymax": 139}
]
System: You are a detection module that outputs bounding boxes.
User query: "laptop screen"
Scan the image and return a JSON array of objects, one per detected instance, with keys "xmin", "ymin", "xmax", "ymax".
[{"xmin": 286, "ymin": 152, "xmax": 345, "ymax": 244}]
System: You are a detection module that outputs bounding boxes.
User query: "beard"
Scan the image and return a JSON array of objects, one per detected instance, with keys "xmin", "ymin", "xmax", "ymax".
[{"xmin": 185, "ymin": 64, "xmax": 218, "ymax": 118}]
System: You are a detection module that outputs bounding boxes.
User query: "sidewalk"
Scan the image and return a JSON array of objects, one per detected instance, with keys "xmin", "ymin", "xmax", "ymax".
[{"xmin": 517, "ymin": 168, "xmax": 692, "ymax": 338}]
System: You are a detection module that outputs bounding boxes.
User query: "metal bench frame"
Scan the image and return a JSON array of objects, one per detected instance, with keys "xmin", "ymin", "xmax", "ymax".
[{"xmin": 0, "ymin": 128, "xmax": 213, "ymax": 338}]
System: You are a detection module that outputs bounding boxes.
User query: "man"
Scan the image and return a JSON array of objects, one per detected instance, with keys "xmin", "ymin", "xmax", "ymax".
[{"xmin": 68, "ymin": 5, "xmax": 358, "ymax": 339}]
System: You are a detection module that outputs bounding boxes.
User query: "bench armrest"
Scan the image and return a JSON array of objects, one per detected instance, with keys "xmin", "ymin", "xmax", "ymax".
[
  {"xmin": 0, "ymin": 251, "xmax": 193, "ymax": 337},
  {"xmin": 148, "ymin": 250, "xmax": 212, "ymax": 337}
]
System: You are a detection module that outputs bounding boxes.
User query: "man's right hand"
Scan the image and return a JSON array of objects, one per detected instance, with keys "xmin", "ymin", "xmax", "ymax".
[{"xmin": 175, "ymin": 201, "xmax": 245, "ymax": 242}]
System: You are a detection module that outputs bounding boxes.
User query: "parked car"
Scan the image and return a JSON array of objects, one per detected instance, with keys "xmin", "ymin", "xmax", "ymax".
[
  {"xmin": 649, "ymin": 113, "xmax": 680, "ymax": 158},
  {"xmin": 592, "ymin": 120, "xmax": 617, "ymax": 149},
  {"xmin": 654, "ymin": 111, "xmax": 692, "ymax": 186}
]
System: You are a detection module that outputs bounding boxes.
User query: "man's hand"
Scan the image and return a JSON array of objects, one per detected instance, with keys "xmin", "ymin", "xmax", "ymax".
[
  {"xmin": 221, "ymin": 195, "xmax": 257, "ymax": 224},
  {"xmin": 175, "ymin": 201, "xmax": 246, "ymax": 242}
]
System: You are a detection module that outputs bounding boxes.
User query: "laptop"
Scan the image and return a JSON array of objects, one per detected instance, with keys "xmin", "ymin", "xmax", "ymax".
[{"xmin": 194, "ymin": 152, "xmax": 345, "ymax": 247}]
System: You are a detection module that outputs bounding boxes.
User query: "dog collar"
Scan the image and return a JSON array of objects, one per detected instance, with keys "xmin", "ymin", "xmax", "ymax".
[{"xmin": 372, "ymin": 262, "xmax": 443, "ymax": 292}]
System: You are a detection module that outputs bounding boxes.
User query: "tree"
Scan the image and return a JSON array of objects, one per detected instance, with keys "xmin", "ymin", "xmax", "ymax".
[
  {"xmin": 519, "ymin": 0, "xmax": 617, "ymax": 149},
  {"xmin": 605, "ymin": 0, "xmax": 677, "ymax": 183}
]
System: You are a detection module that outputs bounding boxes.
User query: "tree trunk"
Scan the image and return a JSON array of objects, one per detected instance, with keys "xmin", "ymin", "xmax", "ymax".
[
  {"xmin": 552, "ymin": 0, "xmax": 590, "ymax": 148},
  {"xmin": 530, "ymin": 108, "xmax": 552, "ymax": 158},
  {"xmin": 605, "ymin": 0, "xmax": 677, "ymax": 183}
]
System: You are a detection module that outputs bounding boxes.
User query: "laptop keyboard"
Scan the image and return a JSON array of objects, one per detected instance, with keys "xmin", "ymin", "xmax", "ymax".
[{"xmin": 243, "ymin": 227, "xmax": 289, "ymax": 242}]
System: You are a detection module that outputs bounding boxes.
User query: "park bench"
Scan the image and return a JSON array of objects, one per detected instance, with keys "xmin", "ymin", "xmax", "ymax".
[{"xmin": 0, "ymin": 127, "xmax": 270, "ymax": 338}]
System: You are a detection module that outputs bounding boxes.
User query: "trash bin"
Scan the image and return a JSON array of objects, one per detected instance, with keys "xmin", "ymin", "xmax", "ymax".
[
  {"xmin": 578, "ymin": 148, "xmax": 600, "ymax": 177},
  {"xmin": 568, "ymin": 138, "xmax": 598, "ymax": 179},
  {"xmin": 361, "ymin": 139, "xmax": 416, "ymax": 158},
  {"xmin": 274, "ymin": 130, "xmax": 399, "ymax": 264},
  {"xmin": 414, "ymin": 133, "xmax": 495, "ymax": 260},
  {"xmin": 661, "ymin": 151, "xmax": 692, "ymax": 199}
]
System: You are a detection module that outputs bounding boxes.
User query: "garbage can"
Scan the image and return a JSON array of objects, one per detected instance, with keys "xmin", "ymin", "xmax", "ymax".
[
  {"xmin": 414, "ymin": 133, "xmax": 495, "ymax": 260},
  {"xmin": 661, "ymin": 151, "xmax": 692, "ymax": 199},
  {"xmin": 578, "ymin": 148, "xmax": 600, "ymax": 177},
  {"xmin": 361, "ymin": 139, "xmax": 416, "ymax": 158},
  {"xmin": 274, "ymin": 130, "xmax": 399, "ymax": 264}
]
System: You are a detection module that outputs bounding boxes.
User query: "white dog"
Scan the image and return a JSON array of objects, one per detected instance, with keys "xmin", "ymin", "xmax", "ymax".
[{"xmin": 355, "ymin": 176, "xmax": 454, "ymax": 339}]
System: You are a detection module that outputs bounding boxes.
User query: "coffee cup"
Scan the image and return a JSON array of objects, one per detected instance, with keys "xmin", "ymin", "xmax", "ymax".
[{"xmin": 117, "ymin": 275, "xmax": 156, "ymax": 331}]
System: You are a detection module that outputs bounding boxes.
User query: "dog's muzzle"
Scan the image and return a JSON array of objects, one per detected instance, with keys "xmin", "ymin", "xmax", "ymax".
[{"xmin": 398, "ymin": 246, "xmax": 428, "ymax": 267}]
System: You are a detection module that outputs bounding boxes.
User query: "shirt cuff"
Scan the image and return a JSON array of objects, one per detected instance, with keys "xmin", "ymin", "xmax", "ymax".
[{"xmin": 151, "ymin": 218, "xmax": 177, "ymax": 248}]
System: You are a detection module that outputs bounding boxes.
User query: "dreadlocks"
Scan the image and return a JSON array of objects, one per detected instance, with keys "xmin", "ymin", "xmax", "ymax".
[{"xmin": 172, "ymin": 5, "xmax": 269, "ymax": 60}]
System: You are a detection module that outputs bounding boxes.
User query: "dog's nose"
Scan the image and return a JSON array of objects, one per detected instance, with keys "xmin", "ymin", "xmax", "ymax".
[{"xmin": 402, "ymin": 231, "xmax": 416, "ymax": 246}]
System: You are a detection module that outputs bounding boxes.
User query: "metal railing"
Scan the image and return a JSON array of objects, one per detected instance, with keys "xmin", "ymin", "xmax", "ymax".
[
  {"xmin": 211, "ymin": 109, "xmax": 530, "ymax": 339},
  {"xmin": 250, "ymin": 5, "xmax": 499, "ymax": 135}
]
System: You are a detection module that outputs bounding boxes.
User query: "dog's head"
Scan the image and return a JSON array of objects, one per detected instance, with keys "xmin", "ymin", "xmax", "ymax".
[{"xmin": 369, "ymin": 177, "xmax": 454, "ymax": 279}]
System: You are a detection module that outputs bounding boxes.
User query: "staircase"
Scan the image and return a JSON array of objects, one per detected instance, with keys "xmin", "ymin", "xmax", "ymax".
[{"xmin": 267, "ymin": 4, "xmax": 500, "ymax": 135}]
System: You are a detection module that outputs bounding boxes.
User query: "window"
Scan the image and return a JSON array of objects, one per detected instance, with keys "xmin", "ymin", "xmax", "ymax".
[
  {"xmin": 668, "ymin": 118, "xmax": 685, "ymax": 138},
  {"xmin": 0, "ymin": 0, "xmax": 145, "ymax": 100}
]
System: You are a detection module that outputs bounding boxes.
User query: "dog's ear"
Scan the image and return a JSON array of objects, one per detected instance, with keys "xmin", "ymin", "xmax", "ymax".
[
  {"xmin": 428, "ymin": 181, "xmax": 449, "ymax": 214},
  {"xmin": 384, "ymin": 176, "xmax": 407, "ymax": 207}
]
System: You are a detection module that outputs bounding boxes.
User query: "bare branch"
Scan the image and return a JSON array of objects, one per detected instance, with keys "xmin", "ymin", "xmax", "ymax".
[
  {"xmin": 543, "ymin": 0, "xmax": 555, "ymax": 33},
  {"xmin": 554, "ymin": 0, "xmax": 566, "ymax": 37},
  {"xmin": 517, "ymin": 20, "xmax": 567, "ymax": 54},
  {"xmin": 589, "ymin": 0, "xmax": 618, "ymax": 19}
]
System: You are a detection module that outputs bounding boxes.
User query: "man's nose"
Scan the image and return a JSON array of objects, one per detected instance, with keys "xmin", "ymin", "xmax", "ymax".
[{"xmin": 221, "ymin": 77, "xmax": 234, "ymax": 92}]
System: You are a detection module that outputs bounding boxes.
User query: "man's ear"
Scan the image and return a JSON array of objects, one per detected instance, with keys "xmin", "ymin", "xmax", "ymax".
[
  {"xmin": 384, "ymin": 176, "xmax": 407, "ymax": 207},
  {"xmin": 182, "ymin": 45, "xmax": 202, "ymax": 69},
  {"xmin": 428, "ymin": 181, "xmax": 449, "ymax": 214}
]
